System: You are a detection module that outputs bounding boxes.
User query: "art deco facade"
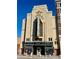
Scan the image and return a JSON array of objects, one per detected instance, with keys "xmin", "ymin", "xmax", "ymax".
[{"xmin": 21, "ymin": 5, "xmax": 60, "ymax": 55}]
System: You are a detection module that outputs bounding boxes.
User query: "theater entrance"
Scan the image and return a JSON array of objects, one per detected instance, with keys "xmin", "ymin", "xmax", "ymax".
[{"xmin": 33, "ymin": 46, "xmax": 45, "ymax": 55}]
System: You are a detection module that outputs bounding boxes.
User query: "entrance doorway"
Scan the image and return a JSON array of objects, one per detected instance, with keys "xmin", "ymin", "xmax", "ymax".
[{"xmin": 33, "ymin": 46, "xmax": 45, "ymax": 55}]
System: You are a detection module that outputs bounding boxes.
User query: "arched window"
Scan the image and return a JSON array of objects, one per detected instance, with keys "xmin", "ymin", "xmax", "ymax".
[
  {"xmin": 33, "ymin": 17, "xmax": 43, "ymax": 41},
  {"xmin": 33, "ymin": 18, "xmax": 37, "ymax": 37}
]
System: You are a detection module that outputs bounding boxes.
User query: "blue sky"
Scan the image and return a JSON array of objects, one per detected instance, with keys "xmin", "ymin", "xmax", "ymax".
[{"xmin": 17, "ymin": 0, "xmax": 56, "ymax": 37}]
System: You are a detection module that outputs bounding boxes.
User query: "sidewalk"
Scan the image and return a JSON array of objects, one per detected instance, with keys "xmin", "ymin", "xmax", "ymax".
[{"xmin": 17, "ymin": 55, "xmax": 61, "ymax": 59}]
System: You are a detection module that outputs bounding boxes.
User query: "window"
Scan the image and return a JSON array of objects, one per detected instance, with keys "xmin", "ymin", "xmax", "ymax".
[
  {"xmin": 55, "ymin": 41, "xmax": 58, "ymax": 44},
  {"xmin": 33, "ymin": 17, "xmax": 43, "ymax": 37},
  {"xmin": 49, "ymin": 38, "xmax": 50, "ymax": 41},
  {"xmin": 55, "ymin": 41, "xmax": 57, "ymax": 44},
  {"xmin": 57, "ymin": 16, "xmax": 61, "ymax": 22},
  {"xmin": 33, "ymin": 18, "xmax": 37, "ymax": 37},
  {"xmin": 39, "ymin": 19, "xmax": 43, "ymax": 36},
  {"xmin": 49, "ymin": 38, "xmax": 52, "ymax": 41},
  {"xmin": 51, "ymin": 38, "xmax": 52, "ymax": 41},
  {"xmin": 60, "ymin": 3, "xmax": 61, "ymax": 7},
  {"xmin": 58, "ymin": 23, "xmax": 61, "ymax": 27},
  {"xmin": 59, "ymin": 30, "xmax": 61, "ymax": 35},
  {"xmin": 57, "ymin": 9, "xmax": 60, "ymax": 16},
  {"xmin": 57, "ymin": 2, "xmax": 61, "ymax": 7}
]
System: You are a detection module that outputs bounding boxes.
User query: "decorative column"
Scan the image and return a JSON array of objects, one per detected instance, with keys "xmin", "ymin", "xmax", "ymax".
[
  {"xmin": 37, "ymin": 17, "xmax": 40, "ymax": 37},
  {"xmin": 30, "ymin": 14, "xmax": 33, "ymax": 41}
]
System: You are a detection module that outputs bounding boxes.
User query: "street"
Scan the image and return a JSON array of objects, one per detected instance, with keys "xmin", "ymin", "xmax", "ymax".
[{"xmin": 17, "ymin": 55, "xmax": 61, "ymax": 59}]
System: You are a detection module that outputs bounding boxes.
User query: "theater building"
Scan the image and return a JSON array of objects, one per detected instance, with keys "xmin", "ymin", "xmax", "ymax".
[{"xmin": 21, "ymin": 5, "xmax": 59, "ymax": 55}]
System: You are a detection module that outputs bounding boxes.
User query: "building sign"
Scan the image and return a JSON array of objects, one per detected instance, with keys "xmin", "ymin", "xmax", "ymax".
[{"xmin": 24, "ymin": 42, "xmax": 53, "ymax": 47}]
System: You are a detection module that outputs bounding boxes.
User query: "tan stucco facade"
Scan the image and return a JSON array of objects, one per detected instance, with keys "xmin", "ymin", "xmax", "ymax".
[{"xmin": 25, "ymin": 5, "xmax": 58, "ymax": 49}]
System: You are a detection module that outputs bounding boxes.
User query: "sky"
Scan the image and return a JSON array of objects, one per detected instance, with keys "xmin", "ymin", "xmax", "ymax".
[{"xmin": 17, "ymin": 0, "xmax": 56, "ymax": 37}]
